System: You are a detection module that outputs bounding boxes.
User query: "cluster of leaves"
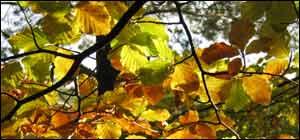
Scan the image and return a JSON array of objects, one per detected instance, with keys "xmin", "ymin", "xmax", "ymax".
[{"xmin": 1, "ymin": 1, "xmax": 299, "ymax": 139}]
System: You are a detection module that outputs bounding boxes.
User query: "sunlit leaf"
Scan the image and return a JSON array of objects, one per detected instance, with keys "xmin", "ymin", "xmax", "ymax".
[
  {"xmin": 170, "ymin": 61, "xmax": 199, "ymax": 92},
  {"xmin": 201, "ymin": 42, "xmax": 238, "ymax": 65},
  {"xmin": 95, "ymin": 120, "xmax": 122, "ymax": 139},
  {"xmin": 53, "ymin": 49, "xmax": 74, "ymax": 81},
  {"xmin": 264, "ymin": 58, "xmax": 288, "ymax": 79},
  {"xmin": 22, "ymin": 53, "xmax": 54, "ymax": 83},
  {"xmin": 242, "ymin": 75, "xmax": 272, "ymax": 105},
  {"xmin": 125, "ymin": 135, "xmax": 146, "ymax": 139},
  {"xmin": 75, "ymin": 2, "xmax": 111, "ymax": 35},
  {"xmin": 120, "ymin": 97, "xmax": 148, "ymax": 117},
  {"xmin": 179, "ymin": 110, "xmax": 199, "ymax": 125},
  {"xmin": 139, "ymin": 109, "xmax": 170, "ymax": 122},
  {"xmin": 194, "ymin": 124, "xmax": 217, "ymax": 139},
  {"xmin": 120, "ymin": 44, "xmax": 148, "ymax": 74},
  {"xmin": 8, "ymin": 28, "xmax": 48, "ymax": 54},
  {"xmin": 229, "ymin": 19, "xmax": 255, "ymax": 49}
]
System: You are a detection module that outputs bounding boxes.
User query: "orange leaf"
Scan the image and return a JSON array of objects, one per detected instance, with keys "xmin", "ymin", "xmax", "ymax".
[
  {"xmin": 142, "ymin": 85, "xmax": 165, "ymax": 105},
  {"xmin": 179, "ymin": 110, "xmax": 199, "ymax": 125},
  {"xmin": 229, "ymin": 19, "xmax": 255, "ymax": 49},
  {"xmin": 51, "ymin": 112, "xmax": 78, "ymax": 128},
  {"xmin": 242, "ymin": 75, "xmax": 272, "ymax": 105},
  {"xmin": 201, "ymin": 42, "xmax": 238, "ymax": 65},
  {"xmin": 78, "ymin": 74, "xmax": 97, "ymax": 96},
  {"xmin": 263, "ymin": 58, "xmax": 288, "ymax": 79},
  {"xmin": 228, "ymin": 58, "xmax": 242, "ymax": 75},
  {"xmin": 194, "ymin": 124, "xmax": 216, "ymax": 139},
  {"xmin": 277, "ymin": 134, "xmax": 295, "ymax": 139}
]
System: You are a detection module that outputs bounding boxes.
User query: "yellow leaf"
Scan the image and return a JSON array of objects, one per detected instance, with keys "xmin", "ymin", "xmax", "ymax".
[
  {"xmin": 242, "ymin": 75, "xmax": 272, "ymax": 105},
  {"xmin": 54, "ymin": 49, "xmax": 74, "ymax": 81},
  {"xmin": 166, "ymin": 129, "xmax": 200, "ymax": 139},
  {"xmin": 125, "ymin": 135, "xmax": 146, "ymax": 139},
  {"xmin": 171, "ymin": 62, "xmax": 199, "ymax": 92},
  {"xmin": 263, "ymin": 59, "xmax": 288, "ymax": 79},
  {"xmin": 96, "ymin": 120, "xmax": 121, "ymax": 139},
  {"xmin": 139, "ymin": 109, "xmax": 170, "ymax": 122},
  {"xmin": 179, "ymin": 110, "xmax": 199, "ymax": 125},
  {"xmin": 78, "ymin": 74, "xmax": 97, "ymax": 96},
  {"xmin": 120, "ymin": 97, "xmax": 148, "ymax": 117},
  {"xmin": 277, "ymin": 134, "xmax": 295, "ymax": 139},
  {"xmin": 206, "ymin": 112, "xmax": 235, "ymax": 131},
  {"xmin": 75, "ymin": 2, "xmax": 111, "ymax": 35}
]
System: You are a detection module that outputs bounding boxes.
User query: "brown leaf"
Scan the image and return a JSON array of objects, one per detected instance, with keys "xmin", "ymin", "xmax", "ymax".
[
  {"xmin": 142, "ymin": 85, "xmax": 165, "ymax": 105},
  {"xmin": 229, "ymin": 19, "xmax": 255, "ymax": 49},
  {"xmin": 194, "ymin": 124, "xmax": 216, "ymax": 139},
  {"xmin": 201, "ymin": 42, "xmax": 239, "ymax": 65},
  {"xmin": 228, "ymin": 58, "xmax": 242, "ymax": 75},
  {"xmin": 124, "ymin": 83, "xmax": 143, "ymax": 97}
]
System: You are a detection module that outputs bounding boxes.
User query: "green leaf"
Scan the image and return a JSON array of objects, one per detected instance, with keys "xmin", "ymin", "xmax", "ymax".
[
  {"xmin": 27, "ymin": 1, "xmax": 71, "ymax": 18},
  {"xmin": 120, "ymin": 44, "xmax": 148, "ymax": 74},
  {"xmin": 137, "ymin": 17, "xmax": 169, "ymax": 40},
  {"xmin": 8, "ymin": 28, "xmax": 49, "ymax": 54},
  {"xmin": 1, "ymin": 94, "xmax": 17, "ymax": 120},
  {"xmin": 137, "ymin": 59, "xmax": 172, "ymax": 85},
  {"xmin": 41, "ymin": 15, "xmax": 81, "ymax": 44},
  {"xmin": 1, "ymin": 61, "xmax": 24, "ymax": 91},
  {"xmin": 267, "ymin": 31, "xmax": 291, "ymax": 58},
  {"xmin": 130, "ymin": 32, "xmax": 159, "ymax": 56},
  {"xmin": 139, "ymin": 109, "xmax": 170, "ymax": 122},
  {"xmin": 266, "ymin": 2, "xmax": 297, "ymax": 25},
  {"xmin": 16, "ymin": 100, "xmax": 48, "ymax": 118},
  {"xmin": 241, "ymin": 1, "xmax": 271, "ymax": 21},
  {"xmin": 293, "ymin": 51, "xmax": 299, "ymax": 68},
  {"xmin": 225, "ymin": 79, "xmax": 250, "ymax": 112},
  {"xmin": 22, "ymin": 53, "xmax": 55, "ymax": 83}
]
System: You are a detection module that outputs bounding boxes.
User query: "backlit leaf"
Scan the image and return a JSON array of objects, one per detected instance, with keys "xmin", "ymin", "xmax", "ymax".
[
  {"xmin": 51, "ymin": 112, "xmax": 78, "ymax": 128},
  {"xmin": 246, "ymin": 37, "xmax": 273, "ymax": 54},
  {"xmin": 170, "ymin": 61, "xmax": 199, "ymax": 92},
  {"xmin": 8, "ymin": 28, "xmax": 48, "ymax": 54},
  {"xmin": 201, "ymin": 42, "xmax": 238, "ymax": 65},
  {"xmin": 25, "ymin": 1, "xmax": 71, "ymax": 18},
  {"xmin": 139, "ymin": 109, "xmax": 170, "ymax": 122},
  {"xmin": 120, "ymin": 97, "xmax": 148, "ymax": 117},
  {"xmin": 264, "ymin": 58, "xmax": 288, "ymax": 79},
  {"xmin": 125, "ymin": 135, "xmax": 146, "ymax": 139},
  {"xmin": 229, "ymin": 19, "xmax": 255, "ymax": 49},
  {"xmin": 137, "ymin": 59, "xmax": 172, "ymax": 85},
  {"xmin": 228, "ymin": 58, "xmax": 242, "ymax": 75},
  {"xmin": 225, "ymin": 79, "xmax": 250, "ymax": 112},
  {"xmin": 75, "ymin": 2, "xmax": 111, "ymax": 35},
  {"xmin": 53, "ymin": 49, "xmax": 74, "ymax": 81},
  {"xmin": 22, "ymin": 53, "xmax": 54, "ymax": 83},
  {"xmin": 242, "ymin": 75, "xmax": 272, "ymax": 105}
]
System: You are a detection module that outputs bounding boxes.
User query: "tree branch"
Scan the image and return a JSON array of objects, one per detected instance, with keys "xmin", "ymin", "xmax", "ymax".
[{"xmin": 1, "ymin": 1, "xmax": 147, "ymax": 123}]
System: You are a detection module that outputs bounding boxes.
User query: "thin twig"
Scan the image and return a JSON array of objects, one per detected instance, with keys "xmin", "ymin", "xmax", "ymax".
[{"xmin": 174, "ymin": 2, "xmax": 241, "ymax": 139}]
